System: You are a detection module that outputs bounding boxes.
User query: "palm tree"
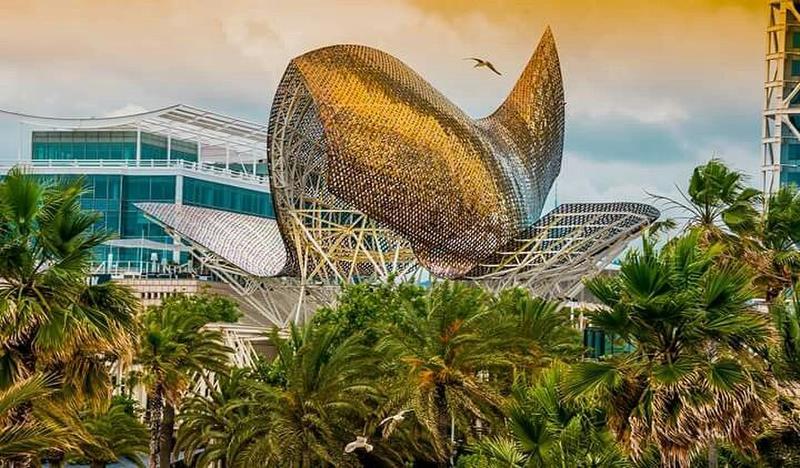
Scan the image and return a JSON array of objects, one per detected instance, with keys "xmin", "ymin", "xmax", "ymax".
[
  {"xmin": 0, "ymin": 169, "xmax": 139, "ymax": 466},
  {"xmin": 493, "ymin": 289, "xmax": 582, "ymax": 370},
  {"xmin": 750, "ymin": 291, "xmax": 800, "ymax": 466},
  {"xmin": 565, "ymin": 232, "xmax": 774, "ymax": 467},
  {"xmin": 75, "ymin": 397, "xmax": 149, "ymax": 468},
  {"xmin": 377, "ymin": 282, "xmax": 516, "ymax": 463},
  {"xmin": 0, "ymin": 168, "xmax": 139, "ymax": 393},
  {"xmin": 650, "ymin": 158, "xmax": 760, "ymax": 244},
  {"xmin": 653, "ymin": 159, "xmax": 800, "ymax": 303},
  {"xmin": 219, "ymin": 323, "xmax": 380, "ymax": 467},
  {"xmin": 175, "ymin": 368, "xmax": 252, "ymax": 468},
  {"xmin": 134, "ymin": 300, "xmax": 231, "ymax": 468},
  {"xmin": 745, "ymin": 185, "xmax": 800, "ymax": 302},
  {"xmin": 463, "ymin": 363, "xmax": 629, "ymax": 468},
  {"xmin": 0, "ymin": 373, "xmax": 71, "ymax": 463}
]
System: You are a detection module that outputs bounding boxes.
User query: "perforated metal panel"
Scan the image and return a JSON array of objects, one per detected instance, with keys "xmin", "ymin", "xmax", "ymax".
[
  {"xmin": 268, "ymin": 29, "xmax": 565, "ymax": 280},
  {"xmin": 136, "ymin": 29, "xmax": 660, "ymax": 315},
  {"xmin": 136, "ymin": 203, "xmax": 286, "ymax": 278}
]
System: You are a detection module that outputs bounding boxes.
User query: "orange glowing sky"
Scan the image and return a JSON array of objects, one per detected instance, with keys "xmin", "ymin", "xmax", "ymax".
[{"xmin": 0, "ymin": 0, "xmax": 766, "ymax": 203}]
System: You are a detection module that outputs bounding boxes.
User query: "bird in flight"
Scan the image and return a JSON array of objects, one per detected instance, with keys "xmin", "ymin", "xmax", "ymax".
[
  {"xmin": 379, "ymin": 409, "xmax": 412, "ymax": 427},
  {"xmin": 344, "ymin": 436, "xmax": 373, "ymax": 453},
  {"xmin": 379, "ymin": 409, "xmax": 413, "ymax": 438},
  {"xmin": 464, "ymin": 57, "xmax": 502, "ymax": 76}
]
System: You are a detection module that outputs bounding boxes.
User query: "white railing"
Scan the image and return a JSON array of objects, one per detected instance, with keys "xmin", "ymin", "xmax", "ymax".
[
  {"xmin": 1, "ymin": 158, "xmax": 269, "ymax": 186},
  {"xmin": 92, "ymin": 260, "xmax": 197, "ymax": 277}
]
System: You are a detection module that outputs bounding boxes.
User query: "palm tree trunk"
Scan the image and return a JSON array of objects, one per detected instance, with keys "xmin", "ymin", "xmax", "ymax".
[
  {"xmin": 6, "ymin": 342, "xmax": 37, "ymax": 468},
  {"xmin": 159, "ymin": 403, "xmax": 175, "ymax": 468},
  {"xmin": 90, "ymin": 461, "xmax": 106, "ymax": 468},
  {"xmin": 146, "ymin": 386, "xmax": 164, "ymax": 468},
  {"xmin": 708, "ymin": 442, "xmax": 718, "ymax": 468},
  {"xmin": 435, "ymin": 384, "xmax": 452, "ymax": 466}
]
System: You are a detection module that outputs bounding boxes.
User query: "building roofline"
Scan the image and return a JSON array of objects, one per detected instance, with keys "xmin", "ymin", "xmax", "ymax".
[
  {"xmin": 0, "ymin": 104, "xmax": 268, "ymax": 158},
  {"xmin": 0, "ymin": 104, "xmax": 182, "ymax": 128}
]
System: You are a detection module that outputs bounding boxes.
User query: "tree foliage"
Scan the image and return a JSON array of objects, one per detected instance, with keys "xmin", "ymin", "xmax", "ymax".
[
  {"xmin": 567, "ymin": 232, "xmax": 774, "ymax": 466},
  {"xmin": 134, "ymin": 293, "xmax": 233, "ymax": 467}
]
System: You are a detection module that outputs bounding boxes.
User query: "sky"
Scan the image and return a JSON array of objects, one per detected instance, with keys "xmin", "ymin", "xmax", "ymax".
[{"xmin": 0, "ymin": 0, "xmax": 765, "ymax": 207}]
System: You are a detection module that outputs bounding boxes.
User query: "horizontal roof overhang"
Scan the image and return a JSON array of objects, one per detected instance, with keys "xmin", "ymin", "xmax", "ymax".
[{"xmin": 0, "ymin": 104, "xmax": 268, "ymax": 160}]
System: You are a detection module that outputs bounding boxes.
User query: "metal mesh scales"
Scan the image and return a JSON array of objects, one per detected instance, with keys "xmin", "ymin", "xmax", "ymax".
[{"xmin": 267, "ymin": 28, "xmax": 567, "ymax": 280}]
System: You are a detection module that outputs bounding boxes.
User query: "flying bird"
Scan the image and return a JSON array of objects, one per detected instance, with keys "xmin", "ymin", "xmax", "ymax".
[
  {"xmin": 379, "ymin": 409, "xmax": 413, "ymax": 439},
  {"xmin": 379, "ymin": 409, "xmax": 412, "ymax": 427},
  {"xmin": 464, "ymin": 57, "xmax": 502, "ymax": 76},
  {"xmin": 344, "ymin": 436, "xmax": 373, "ymax": 454}
]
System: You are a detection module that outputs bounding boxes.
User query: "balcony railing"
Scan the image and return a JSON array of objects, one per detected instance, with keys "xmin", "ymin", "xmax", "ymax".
[{"xmin": 0, "ymin": 158, "xmax": 270, "ymax": 186}]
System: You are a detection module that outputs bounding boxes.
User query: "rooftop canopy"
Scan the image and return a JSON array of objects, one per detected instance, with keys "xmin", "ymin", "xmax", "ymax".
[{"xmin": 0, "ymin": 104, "xmax": 268, "ymax": 162}]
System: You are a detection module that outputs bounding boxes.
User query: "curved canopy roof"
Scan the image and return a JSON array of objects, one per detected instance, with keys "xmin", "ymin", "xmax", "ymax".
[
  {"xmin": 136, "ymin": 203, "xmax": 286, "ymax": 278},
  {"xmin": 0, "ymin": 104, "xmax": 268, "ymax": 160}
]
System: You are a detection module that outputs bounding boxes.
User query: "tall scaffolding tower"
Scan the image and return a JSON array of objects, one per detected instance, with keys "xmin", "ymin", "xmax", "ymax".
[{"xmin": 764, "ymin": 1, "xmax": 800, "ymax": 193}]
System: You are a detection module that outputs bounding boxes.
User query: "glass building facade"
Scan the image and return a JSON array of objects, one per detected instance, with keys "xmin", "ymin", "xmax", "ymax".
[
  {"xmin": 0, "ymin": 103, "xmax": 272, "ymax": 275},
  {"xmin": 783, "ymin": 38, "xmax": 800, "ymax": 187},
  {"xmin": 32, "ymin": 131, "xmax": 198, "ymax": 162},
  {"xmin": 37, "ymin": 172, "xmax": 274, "ymax": 270},
  {"xmin": 767, "ymin": 3, "xmax": 800, "ymax": 189},
  {"xmin": 25, "ymin": 129, "xmax": 272, "ymax": 273},
  {"xmin": 183, "ymin": 177, "xmax": 273, "ymax": 217},
  {"xmin": 781, "ymin": 117, "xmax": 800, "ymax": 187}
]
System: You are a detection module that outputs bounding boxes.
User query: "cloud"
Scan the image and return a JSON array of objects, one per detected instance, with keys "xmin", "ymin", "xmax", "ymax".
[
  {"xmin": 572, "ymin": 97, "xmax": 689, "ymax": 125},
  {"xmin": 0, "ymin": 0, "xmax": 767, "ymax": 212},
  {"xmin": 105, "ymin": 104, "xmax": 148, "ymax": 118},
  {"xmin": 555, "ymin": 137, "xmax": 760, "ymax": 209}
]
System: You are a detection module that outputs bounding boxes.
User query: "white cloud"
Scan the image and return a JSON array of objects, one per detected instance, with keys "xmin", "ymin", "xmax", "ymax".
[
  {"xmin": 567, "ymin": 91, "xmax": 689, "ymax": 125},
  {"xmin": 105, "ymin": 104, "xmax": 148, "ymax": 118},
  {"xmin": 553, "ymin": 138, "xmax": 760, "ymax": 211},
  {"xmin": 0, "ymin": 0, "xmax": 765, "ymax": 209}
]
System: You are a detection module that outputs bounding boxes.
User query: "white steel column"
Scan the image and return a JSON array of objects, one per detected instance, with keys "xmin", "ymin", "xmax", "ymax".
[
  {"xmin": 17, "ymin": 122, "xmax": 23, "ymax": 161},
  {"xmin": 167, "ymin": 132, "xmax": 172, "ymax": 162},
  {"xmin": 135, "ymin": 127, "xmax": 142, "ymax": 162},
  {"xmin": 225, "ymin": 144, "xmax": 230, "ymax": 170},
  {"xmin": 197, "ymin": 141, "xmax": 202, "ymax": 163},
  {"xmin": 173, "ymin": 174, "xmax": 183, "ymax": 263}
]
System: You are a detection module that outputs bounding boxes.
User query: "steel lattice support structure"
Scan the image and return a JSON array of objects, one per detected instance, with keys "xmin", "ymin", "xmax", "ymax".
[
  {"xmin": 764, "ymin": 1, "xmax": 800, "ymax": 193},
  {"xmin": 137, "ymin": 27, "xmax": 660, "ymax": 332},
  {"xmin": 267, "ymin": 29, "xmax": 566, "ymax": 281},
  {"xmin": 467, "ymin": 203, "xmax": 659, "ymax": 298},
  {"xmin": 137, "ymin": 202, "xmax": 339, "ymax": 327}
]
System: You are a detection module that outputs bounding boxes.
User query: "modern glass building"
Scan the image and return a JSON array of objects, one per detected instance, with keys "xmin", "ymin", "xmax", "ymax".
[
  {"xmin": 764, "ymin": 1, "xmax": 800, "ymax": 191},
  {"xmin": 0, "ymin": 105, "xmax": 273, "ymax": 275}
]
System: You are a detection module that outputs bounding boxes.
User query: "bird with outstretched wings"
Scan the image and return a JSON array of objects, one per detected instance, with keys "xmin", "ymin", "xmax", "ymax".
[
  {"xmin": 464, "ymin": 57, "xmax": 502, "ymax": 75},
  {"xmin": 344, "ymin": 436, "xmax": 373, "ymax": 453},
  {"xmin": 379, "ymin": 409, "xmax": 413, "ymax": 438}
]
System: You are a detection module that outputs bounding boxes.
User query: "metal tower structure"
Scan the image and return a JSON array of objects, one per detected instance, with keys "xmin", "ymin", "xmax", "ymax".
[{"xmin": 764, "ymin": 0, "xmax": 800, "ymax": 193}]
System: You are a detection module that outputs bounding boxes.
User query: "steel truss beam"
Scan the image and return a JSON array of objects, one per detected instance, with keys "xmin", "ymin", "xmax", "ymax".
[{"xmin": 467, "ymin": 203, "xmax": 656, "ymax": 298}]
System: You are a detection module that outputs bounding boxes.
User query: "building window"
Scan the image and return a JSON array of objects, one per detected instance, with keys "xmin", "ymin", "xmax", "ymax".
[
  {"xmin": 793, "ymin": 31, "xmax": 800, "ymax": 49},
  {"xmin": 31, "ymin": 131, "xmax": 136, "ymax": 161},
  {"xmin": 788, "ymin": 143, "xmax": 800, "ymax": 161},
  {"xmin": 783, "ymin": 171, "xmax": 800, "ymax": 188},
  {"xmin": 792, "ymin": 60, "xmax": 800, "ymax": 76},
  {"xmin": 182, "ymin": 177, "xmax": 273, "ymax": 218},
  {"xmin": 171, "ymin": 139, "xmax": 198, "ymax": 162},
  {"xmin": 141, "ymin": 133, "xmax": 168, "ymax": 160}
]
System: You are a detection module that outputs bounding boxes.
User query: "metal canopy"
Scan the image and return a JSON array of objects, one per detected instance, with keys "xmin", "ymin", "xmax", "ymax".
[
  {"xmin": 0, "ymin": 104, "xmax": 268, "ymax": 160},
  {"xmin": 136, "ymin": 203, "xmax": 287, "ymax": 278}
]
